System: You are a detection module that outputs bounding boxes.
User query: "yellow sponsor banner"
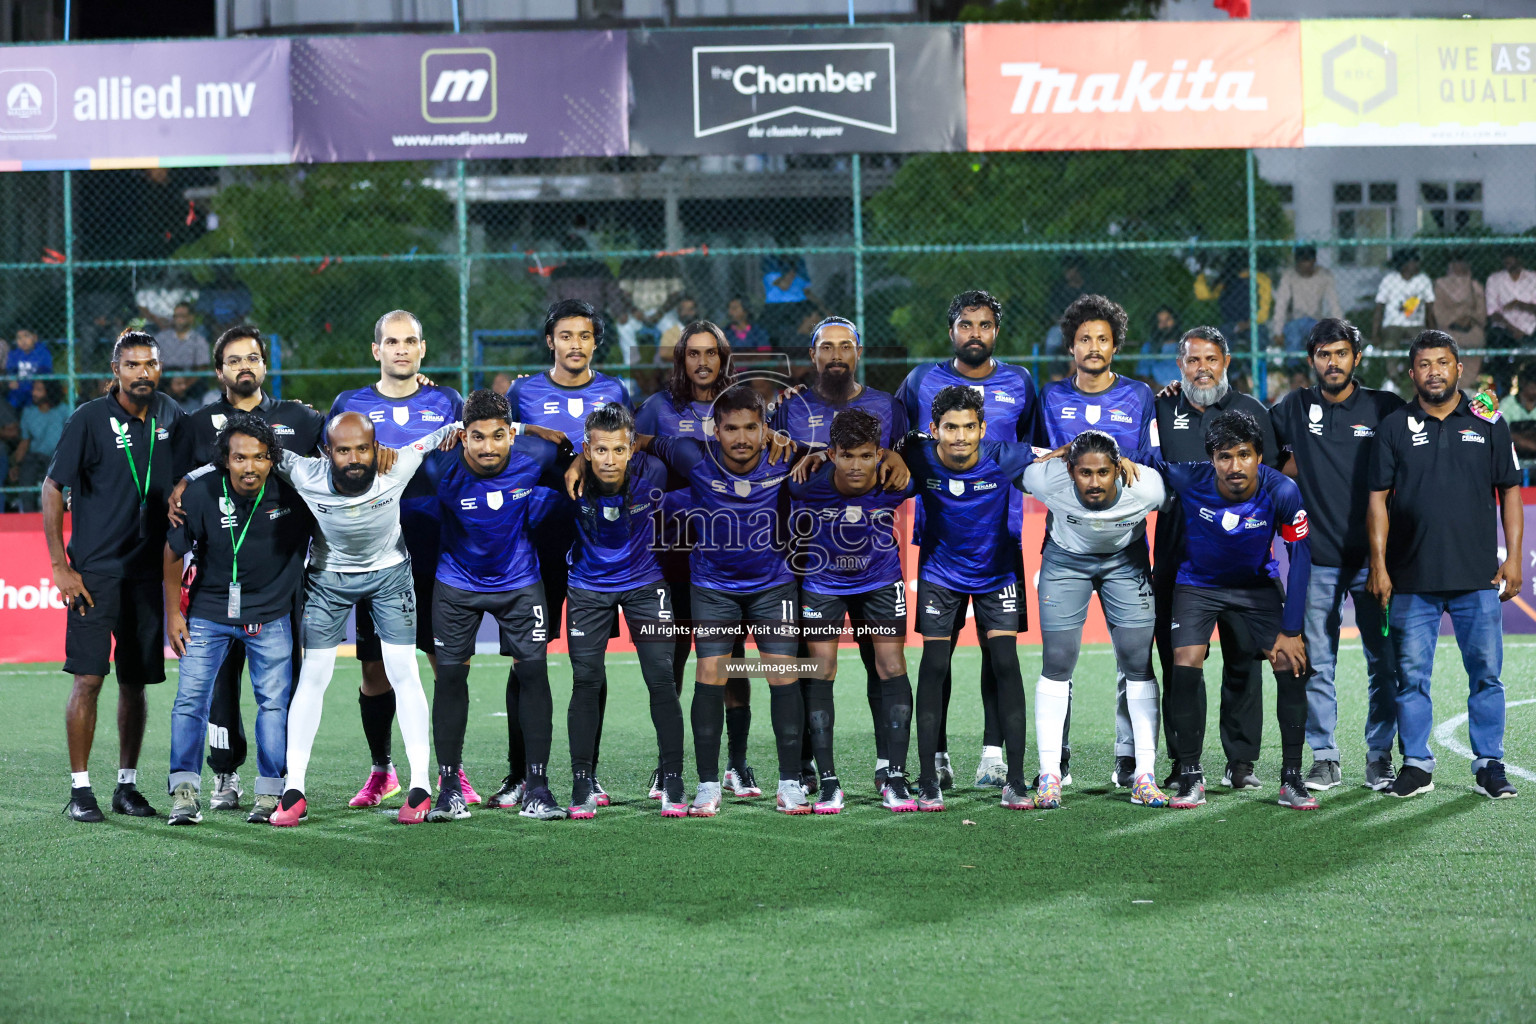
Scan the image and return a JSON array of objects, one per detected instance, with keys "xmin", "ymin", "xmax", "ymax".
[{"xmin": 1302, "ymin": 19, "xmax": 1536, "ymax": 145}]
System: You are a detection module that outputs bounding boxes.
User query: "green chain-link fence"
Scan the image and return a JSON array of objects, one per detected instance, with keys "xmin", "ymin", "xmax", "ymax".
[{"xmin": 2, "ymin": 148, "xmax": 1534, "ymax": 506}]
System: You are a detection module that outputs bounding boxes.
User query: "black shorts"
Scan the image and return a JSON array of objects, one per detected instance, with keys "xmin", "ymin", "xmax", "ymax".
[
  {"xmin": 691, "ymin": 581, "xmax": 799, "ymax": 658},
  {"xmin": 432, "ymin": 580, "xmax": 548, "ymax": 665},
  {"xmin": 800, "ymin": 582, "xmax": 908, "ymax": 642},
  {"xmin": 62, "ymin": 571, "xmax": 166, "ymax": 684},
  {"xmin": 567, "ymin": 582, "xmax": 683, "ymax": 657},
  {"xmin": 916, "ymin": 579, "xmax": 1021, "ymax": 638},
  {"xmin": 1170, "ymin": 582, "xmax": 1284, "ymax": 654},
  {"xmin": 356, "ymin": 567, "xmax": 435, "ymax": 660}
]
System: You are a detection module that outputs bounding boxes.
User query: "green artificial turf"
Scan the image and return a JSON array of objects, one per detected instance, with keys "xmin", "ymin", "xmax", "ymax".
[{"xmin": 1, "ymin": 643, "xmax": 1533, "ymax": 1023}]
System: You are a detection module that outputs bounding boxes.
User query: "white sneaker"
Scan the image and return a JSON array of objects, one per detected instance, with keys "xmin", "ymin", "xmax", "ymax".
[
  {"xmin": 934, "ymin": 752, "xmax": 954, "ymax": 790},
  {"xmin": 210, "ymin": 772, "xmax": 242, "ymax": 810},
  {"xmin": 775, "ymin": 779, "xmax": 812, "ymax": 815},
  {"xmin": 722, "ymin": 766, "xmax": 762, "ymax": 798},
  {"xmin": 688, "ymin": 781, "xmax": 723, "ymax": 817},
  {"xmin": 974, "ymin": 752, "xmax": 1006, "ymax": 788}
]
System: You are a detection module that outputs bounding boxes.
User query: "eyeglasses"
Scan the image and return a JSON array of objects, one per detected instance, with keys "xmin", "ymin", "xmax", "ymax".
[{"xmin": 222, "ymin": 354, "xmax": 264, "ymax": 368}]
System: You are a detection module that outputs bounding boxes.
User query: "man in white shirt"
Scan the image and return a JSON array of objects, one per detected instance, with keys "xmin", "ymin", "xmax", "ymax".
[{"xmin": 1371, "ymin": 249, "xmax": 1437, "ymax": 351}]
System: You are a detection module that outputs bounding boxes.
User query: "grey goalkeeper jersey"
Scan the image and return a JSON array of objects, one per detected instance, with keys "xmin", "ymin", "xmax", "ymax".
[
  {"xmin": 274, "ymin": 422, "xmax": 457, "ymax": 573},
  {"xmin": 1022, "ymin": 459, "xmax": 1166, "ymax": 556}
]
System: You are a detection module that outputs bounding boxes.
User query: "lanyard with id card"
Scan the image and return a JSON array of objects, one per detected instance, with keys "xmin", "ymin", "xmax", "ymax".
[
  {"xmin": 222, "ymin": 476, "xmax": 265, "ymax": 620},
  {"xmin": 119, "ymin": 414, "xmax": 156, "ymax": 539}
]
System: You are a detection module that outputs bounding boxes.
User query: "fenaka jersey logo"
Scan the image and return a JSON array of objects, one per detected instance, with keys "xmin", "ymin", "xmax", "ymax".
[
  {"xmin": 692, "ymin": 43, "xmax": 897, "ymax": 139},
  {"xmin": 421, "ymin": 48, "xmax": 496, "ymax": 124}
]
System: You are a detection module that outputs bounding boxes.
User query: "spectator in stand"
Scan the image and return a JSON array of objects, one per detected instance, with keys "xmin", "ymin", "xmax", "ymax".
[
  {"xmin": 611, "ymin": 298, "xmax": 646, "ymax": 368},
  {"xmin": 1485, "ymin": 247, "xmax": 1536, "ymax": 394},
  {"xmin": 162, "ymin": 376, "xmax": 203, "ymax": 415},
  {"xmin": 11, "ymin": 379, "xmax": 68, "ymax": 511},
  {"xmin": 1502, "ymin": 363, "xmax": 1536, "ymax": 481},
  {"xmin": 1195, "ymin": 251, "xmax": 1273, "ymax": 354},
  {"xmin": 490, "ymin": 372, "xmax": 514, "ymax": 397},
  {"xmin": 0, "ymin": 398, "xmax": 16, "ymax": 501},
  {"xmin": 194, "ymin": 264, "xmax": 255, "ymax": 341},
  {"xmin": 1434, "ymin": 255, "xmax": 1487, "ymax": 390},
  {"xmin": 1371, "ymin": 248, "xmax": 1436, "ymax": 351},
  {"xmin": 1270, "ymin": 246, "xmax": 1343, "ymax": 354},
  {"xmin": 1138, "ymin": 306, "xmax": 1182, "ymax": 385},
  {"xmin": 652, "ymin": 294, "xmax": 699, "ymax": 357},
  {"xmin": 761, "ymin": 255, "xmax": 822, "ymax": 346},
  {"xmin": 1044, "ymin": 257, "xmax": 1093, "ymax": 352},
  {"xmin": 7, "ymin": 329, "xmax": 52, "ymax": 409},
  {"xmin": 724, "ymin": 296, "xmax": 770, "ymax": 352},
  {"xmin": 154, "ymin": 303, "xmax": 210, "ymax": 372}
]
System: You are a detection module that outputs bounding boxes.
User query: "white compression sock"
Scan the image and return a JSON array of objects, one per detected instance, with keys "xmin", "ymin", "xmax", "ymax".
[
  {"xmin": 1034, "ymin": 676, "xmax": 1071, "ymax": 779},
  {"xmin": 71, "ymin": 771, "xmax": 89, "ymax": 790},
  {"xmin": 380, "ymin": 642, "xmax": 429, "ymax": 795},
  {"xmin": 1126, "ymin": 679, "xmax": 1161, "ymax": 780},
  {"xmin": 285, "ymin": 647, "xmax": 339, "ymax": 794},
  {"xmin": 117, "ymin": 768, "xmax": 136, "ymax": 786}
]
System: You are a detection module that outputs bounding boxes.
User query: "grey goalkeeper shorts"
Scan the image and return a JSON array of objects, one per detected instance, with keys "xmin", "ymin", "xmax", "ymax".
[
  {"xmin": 301, "ymin": 562, "xmax": 416, "ymax": 649},
  {"xmin": 1036, "ymin": 540, "xmax": 1155, "ymax": 633}
]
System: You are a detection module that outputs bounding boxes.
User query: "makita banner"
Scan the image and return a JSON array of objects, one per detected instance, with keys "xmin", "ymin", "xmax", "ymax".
[
  {"xmin": 0, "ymin": 38, "xmax": 291, "ymax": 170},
  {"xmin": 964, "ymin": 21, "xmax": 1303, "ymax": 151},
  {"xmin": 289, "ymin": 31, "xmax": 627, "ymax": 162},
  {"xmin": 628, "ymin": 26, "xmax": 966, "ymax": 154}
]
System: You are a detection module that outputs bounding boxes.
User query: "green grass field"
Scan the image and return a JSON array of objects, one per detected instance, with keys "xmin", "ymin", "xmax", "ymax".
[{"xmin": 2, "ymin": 642, "xmax": 1534, "ymax": 1023}]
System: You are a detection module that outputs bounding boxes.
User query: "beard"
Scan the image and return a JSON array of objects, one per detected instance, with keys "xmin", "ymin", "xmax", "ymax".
[
  {"xmin": 332, "ymin": 462, "xmax": 377, "ymax": 495},
  {"xmin": 1185, "ymin": 371, "xmax": 1230, "ymax": 407},
  {"xmin": 955, "ymin": 340, "xmax": 993, "ymax": 368},
  {"xmin": 812, "ymin": 364, "xmax": 856, "ymax": 401},
  {"xmin": 1415, "ymin": 381, "xmax": 1457, "ymax": 405},
  {"xmin": 226, "ymin": 373, "xmax": 260, "ymax": 398}
]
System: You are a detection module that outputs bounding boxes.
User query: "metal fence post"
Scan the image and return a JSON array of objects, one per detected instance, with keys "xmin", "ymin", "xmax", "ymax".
[
  {"xmin": 63, "ymin": 169, "xmax": 76, "ymax": 407},
  {"xmin": 852, "ymin": 154, "xmax": 865, "ymax": 383},
  {"xmin": 457, "ymin": 158, "xmax": 470, "ymax": 396},
  {"xmin": 1245, "ymin": 149, "xmax": 1263, "ymax": 401}
]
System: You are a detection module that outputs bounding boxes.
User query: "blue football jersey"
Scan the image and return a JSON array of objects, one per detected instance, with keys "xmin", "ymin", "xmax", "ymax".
[
  {"xmin": 788, "ymin": 461, "xmax": 913, "ymax": 595},
  {"xmin": 1160, "ymin": 461, "xmax": 1312, "ymax": 634},
  {"xmin": 635, "ymin": 391, "xmax": 715, "ymax": 440},
  {"xmin": 507, "ymin": 369, "xmax": 632, "ymax": 455},
  {"xmin": 650, "ymin": 436, "xmax": 794, "ymax": 593},
  {"xmin": 901, "ymin": 437, "xmax": 1036, "ymax": 593},
  {"xmin": 329, "ymin": 384, "xmax": 464, "ymax": 564},
  {"xmin": 771, "ymin": 385, "xmax": 908, "ymax": 450},
  {"xmin": 568, "ymin": 452, "xmax": 669, "ymax": 592},
  {"xmin": 1040, "ymin": 375, "xmax": 1155, "ymax": 462},
  {"xmin": 421, "ymin": 436, "xmax": 562, "ymax": 594}
]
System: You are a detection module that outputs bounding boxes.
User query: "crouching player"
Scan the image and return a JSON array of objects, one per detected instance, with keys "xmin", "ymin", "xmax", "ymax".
[
  {"xmin": 564, "ymin": 404, "xmax": 689, "ymax": 819},
  {"xmin": 1160, "ymin": 411, "xmax": 1315, "ymax": 810},
  {"xmin": 1023, "ymin": 430, "xmax": 1167, "ymax": 809},
  {"xmin": 789, "ymin": 409, "xmax": 916, "ymax": 813}
]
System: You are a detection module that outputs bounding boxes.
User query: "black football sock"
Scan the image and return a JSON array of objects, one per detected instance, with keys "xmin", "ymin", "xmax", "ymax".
[
  {"xmin": 691, "ymin": 683, "xmax": 726, "ymax": 784},
  {"xmin": 638, "ymin": 641, "xmax": 686, "ymax": 778},
  {"xmin": 985, "ymin": 636, "xmax": 1027, "ymax": 786},
  {"xmin": 358, "ymin": 688, "xmax": 395, "ymax": 769},
  {"xmin": 769, "ymin": 683, "xmax": 806, "ymax": 783},
  {"xmin": 880, "ymin": 673, "xmax": 914, "ymax": 778},
  {"xmin": 804, "ymin": 678, "xmax": 836, "ymax": 782},
  {"xmin": 979, "ymin": 643, "xmax": 1004, "ymax": 749},
  {"xmin": 1167, "ymin": 665, "xmax": 1207, "ymax": 769},
  {"xmin": 504, "ymin": 664, "xmax": 525, "ymax": 780},
  {"xmin": 1274, "ymin": 669, "xmax": 1307, "ymax": 772},
  {"xmin": 591, "ymin": 674, "xmax": 608, "ymax": 774},
  {"xmin": 725, "ymin": 701, "xmax": 751, "ymax": 772},
  {"xmin": 516, "ymin": 660, "xmax": 553, "ymax": 787},
  {"xmin": 567, "ymin": 654, "xmax": 604, "ymax": 778},
  {"xmin": 432, "ymin": 662, "xmax": 471, "ymax": 769},
  {"xmin": 916, "ymin": 640, "xmax": 950, "ymax": 785}
]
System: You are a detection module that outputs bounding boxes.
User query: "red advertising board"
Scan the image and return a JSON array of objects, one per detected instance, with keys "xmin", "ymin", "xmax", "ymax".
[{"xmin": 964, "ymin": 21, "xmax": 1304, "ymax": 151}]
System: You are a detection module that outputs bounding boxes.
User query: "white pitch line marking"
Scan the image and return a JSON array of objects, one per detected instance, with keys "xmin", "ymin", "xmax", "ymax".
[{"xmin": 1433, "ymin": 698, "xmax": 1536, "ymax": 782}]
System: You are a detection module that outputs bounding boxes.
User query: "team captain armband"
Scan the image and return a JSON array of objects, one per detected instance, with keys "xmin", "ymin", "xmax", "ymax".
[{"xmin": 1280, "ymin": 509, "xmax": 1309, "ymax": 542}]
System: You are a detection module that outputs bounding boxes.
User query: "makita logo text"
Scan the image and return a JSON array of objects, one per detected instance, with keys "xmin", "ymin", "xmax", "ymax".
[
  {"xmin": 1001, "ymin": 59, "xmax": 1268, "ymax": 114},
  {"xmin": 713, "ymin": 63, "xmax": 879, "ymax": 96}
]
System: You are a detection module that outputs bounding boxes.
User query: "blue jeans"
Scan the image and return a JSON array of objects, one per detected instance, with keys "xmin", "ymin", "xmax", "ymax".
[
  {"xmin": 169, "ymin": 617, "xmax": 293, "ymax": 796},
  {"xmin": 1302, "ymin": 565, "xmax": 1398, "ymax": 762},
  {"xmin": 1390, "ymin": 590, "xmax": 1504, "ymax": 774},
  {"xmin": 1282, "ymin": 317, "xmax": 1318, "ymax": 352}
]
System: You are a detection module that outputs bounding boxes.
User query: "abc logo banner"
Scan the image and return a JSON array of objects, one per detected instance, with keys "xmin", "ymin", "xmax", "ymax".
[{"xmin": 289, "ymin": 31, "xmax": 627, "ymax": 162}]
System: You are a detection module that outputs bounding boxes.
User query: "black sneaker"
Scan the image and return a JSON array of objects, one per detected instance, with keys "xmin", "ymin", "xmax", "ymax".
[
  {"xmin": 65, "ymin": 786, "xmax": 104, "ymax": 822},
  {"xmin": 1221, "ymin": 761, "xmax": 1262, "ymax": 790},
  {"xmin": 1364, "ymin": 758, "xmax": 1396, "ymax": 792},
  {"xmin": 1386, "ymin": 764, "xmax": 1434, "ymax": 798},
  {"xmin": 1170, "ymin": 765, "xmax": 1206, "ymax": 809},
  {"xmin": 1111, "ymin": 756, "xmax": 1136, "ymax": 788},
  {"xmin": 111, "ymin": 783, "xmax": 157, "ymax": 817},
  {"xmin": 1474, "ymin": 761, "xmax": 1518, "ymax": 800},
  {"xmin": 1161, "ymin": 760, "xmax": 1182, "ymax": 789},
  {"xmin": 427, "ymin": 787, "xmax": 471, "ymax": 822}
]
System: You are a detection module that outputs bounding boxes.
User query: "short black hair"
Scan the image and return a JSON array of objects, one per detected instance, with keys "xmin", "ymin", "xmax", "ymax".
[
  {"xmin": 544, "ymin": 298, "xmax": 604, "ymax": 347},
  {"xmin": 32, "ymin": 379, "xmax": 61, "ymax": 407},
  {"xmin": 1059, "ymin": 294, "xmax": 1128, "ymax": 350},
  {"xmin": 946, "ymin": 290, "xmax": 1003, "ymax": 330},
  {"xmin": 1178, "ymin": 325, "xmax": 1229, "ymax": 360},
  {"xmin": 712, "ymin": 383, "xmax": 766, "ymax": 423},
  {"xmin": 112, "ymin": 330, "xmax": 158, "ymax": 365},
  {"xmin": 216, "ymin": 412, "xmax": 279, "ymax": 467},
  {"xmin": 1305, "ymin": 317, "xmax": 1362, "ymax": 359},
  {"xmin": 829, "ymin": 409, "xmax": 881, "ymax": 452},
  {"xmin": 1408, "ymin": 329, "xmax": 1459, "ymax": 366},
  {"xmin": 584, "ymin": 401, "xmax": 636, "ymax": 447},
  {"xmin": 213, "ymin": 325, "xmax": 267, "ymax": 368},
  {"xmin": 1204, "ymin": 410, "xmax": 1264, "ymax": 459},
  {"xmin": 462, "ymin": 387, "xmax": 511, "ymax": 427},
  {"xmin": 1391, "ymin": 247, "xmax": 1420, "ymax": 268},
  {"xmin": 1065, "ymin": 429, "xmax": 1120, "ymax": 468},
  {"xmin": 1293, "ymin": 245, "xmax": 1317, "ymax": 262},
  {"xmin": 931, "ymin": 384, "xmax": 985, "ymax": 426}
]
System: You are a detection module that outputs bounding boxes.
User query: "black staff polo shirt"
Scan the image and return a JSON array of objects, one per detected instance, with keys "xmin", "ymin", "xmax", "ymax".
[
  {"xmin": 1272, "ymin": 381, "xmax": 1405, "ymax": 569},
  {"xmin": 1368, "ymin": 392, "xmax": 1520, "ymax": 594},
  {"xmin": 46, "ymin": 389, "xmax": 183, "ymax": 580},
  {"xmin": 173, "ymin": 392, "xmax": 326, "ymax": 478}
]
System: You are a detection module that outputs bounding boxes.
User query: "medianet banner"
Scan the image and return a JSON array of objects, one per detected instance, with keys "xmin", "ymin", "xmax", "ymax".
[{"xmin": 627, "ymin": 25, "xmax": 966, "ymax": 155}]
